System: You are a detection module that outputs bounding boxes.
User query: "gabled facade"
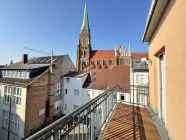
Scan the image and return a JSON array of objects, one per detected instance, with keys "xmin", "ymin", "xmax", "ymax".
[
  {"xmin": 62, "ymin": 71, "xmax": 89, "ymax": 115},
  {"xmin": 0, "ymin": 54, "xmax": 76, "ymax": 140}
]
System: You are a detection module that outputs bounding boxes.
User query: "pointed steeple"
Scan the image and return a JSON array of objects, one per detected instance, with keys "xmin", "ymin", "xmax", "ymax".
[
  {"xmin": 81, "ymin": 2, "xmax": 90, "ymax": 33},
  {"xmin": 128, "ymin": 44, "xmax": 131, "ymax": 52}
]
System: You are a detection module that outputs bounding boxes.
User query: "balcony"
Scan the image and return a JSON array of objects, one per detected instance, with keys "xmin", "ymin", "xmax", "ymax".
[{"xmin": 25, "ymin": 85, "xmax": 168, "ymax": 140}]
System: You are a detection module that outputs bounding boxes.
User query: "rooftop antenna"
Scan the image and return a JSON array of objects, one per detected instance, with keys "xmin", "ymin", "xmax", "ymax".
[{"xmin": 23, "ymin": 47, "xmax": 54, "ymax": 64}]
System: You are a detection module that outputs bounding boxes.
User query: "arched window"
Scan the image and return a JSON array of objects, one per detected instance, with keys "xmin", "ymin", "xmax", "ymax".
[
  {"xmin": 120, "ymin": 58, "xmax": 124, "ymax": 65},
  {"xmin": 80, "ymin": 50, "xmax": 83, "ymax": 55},
  {"xmin": 84, "ymin": 50, "xmax": 86, "ymax": 57}
]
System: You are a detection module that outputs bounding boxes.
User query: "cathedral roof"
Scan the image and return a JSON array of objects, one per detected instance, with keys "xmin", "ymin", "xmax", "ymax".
[{"xmin": 90, "ymin": 50, "xmax": 115, "ymax": 60}]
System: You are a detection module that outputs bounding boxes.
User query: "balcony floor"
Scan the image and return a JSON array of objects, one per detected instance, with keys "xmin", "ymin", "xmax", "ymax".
[{"xmin": 102, "ymin": 103, "xmax": 161, "ymax": 140}]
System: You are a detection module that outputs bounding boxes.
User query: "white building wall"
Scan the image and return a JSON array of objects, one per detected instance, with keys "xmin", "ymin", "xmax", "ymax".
[
  {"xmin": 63, "ymin": 74, "xmax": 88, "ymax": 115},
  {"xmin": 0, "ymin": 84, "xmax": 27, "ymax": 140}
]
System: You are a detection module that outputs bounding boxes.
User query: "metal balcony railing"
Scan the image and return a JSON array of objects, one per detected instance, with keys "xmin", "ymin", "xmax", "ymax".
[{"xmin": 25, "ymin": 85, "xmax": 149, "ymax": 140}]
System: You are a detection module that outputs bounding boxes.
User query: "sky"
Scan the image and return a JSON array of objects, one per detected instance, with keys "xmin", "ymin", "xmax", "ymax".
[{"xmin": 0, "ymin": 0, "xmax": 151, "ymax": 65}]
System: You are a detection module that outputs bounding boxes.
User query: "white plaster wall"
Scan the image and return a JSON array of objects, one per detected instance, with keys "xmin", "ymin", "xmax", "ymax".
[
  {"xmin": 63, "ymin": 75, "xmax": 88, "ymax": 115},
  {"xmin": 0, "ymin": 84, "xmax": 27, "ymax": 140},
  {"xmin": 62, "ymin": 55, "xmax": 76, "ymax": 75}
]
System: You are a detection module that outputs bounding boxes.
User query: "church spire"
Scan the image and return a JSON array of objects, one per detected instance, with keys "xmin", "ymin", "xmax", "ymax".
[
  {"xmin": 128, "ymin": 44, "xmax": 131, "ymax": 52},
  {"xmin": 81, "ymin": 2, "xmax": 90, "ymax": 33}
]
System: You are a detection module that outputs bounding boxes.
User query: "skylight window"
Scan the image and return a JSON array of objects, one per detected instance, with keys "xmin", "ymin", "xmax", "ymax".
[
  {"xmin": 40, "ymin": 59, "xmax": 46, "ymax": 63},
  {"xmin": 52, "ymin": 58, "xmax": 58, "ymax": 63},
  {"xmin": 35, "ymin": 59, "xmax": 41, "ymax": 63},
  {"xmin": 30, "ymin": 60, "xmax": 36, "ymax": 63},
  {"xmin": 46, "ymin": 59, "xmax": 51, "ymax": 62}
]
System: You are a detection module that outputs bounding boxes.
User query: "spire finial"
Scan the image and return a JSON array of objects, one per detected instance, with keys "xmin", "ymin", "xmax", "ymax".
[
  {"xmin": 128, "ymin": 44, "xmax": 131, "ymax": 52},
  {"xmin": 81, "ymin": 1, "xmax": 89, "ymax": 33}
]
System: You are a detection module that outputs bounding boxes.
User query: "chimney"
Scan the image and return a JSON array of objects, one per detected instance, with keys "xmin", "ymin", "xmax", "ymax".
[{"xmin": 22, "ymin": 54, "xmax": 28, "ymax": 64}]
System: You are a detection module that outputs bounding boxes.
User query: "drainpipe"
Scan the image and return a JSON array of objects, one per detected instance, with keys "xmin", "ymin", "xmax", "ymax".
[{"xmin": 7, "ymin": 86, "xmax": 13, "ymax": 140}]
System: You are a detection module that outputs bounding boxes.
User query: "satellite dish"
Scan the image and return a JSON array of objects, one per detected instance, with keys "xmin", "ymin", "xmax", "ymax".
[{"xmin": 141, "ymin": 58, "xmax": 147, "ymax": 63}]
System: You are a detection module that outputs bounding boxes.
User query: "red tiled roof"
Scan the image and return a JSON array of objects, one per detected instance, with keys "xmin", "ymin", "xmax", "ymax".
[
  {"xmin": 90, "ymin": 50, "xmax": 115, "ymax": 59},
  {"xmin": 83, "ymin": 66, "xmax": 130, "ymax": 90},
  {"xmin": 131, "ymin": 52, "xmax": 148, "ymax": 58}
]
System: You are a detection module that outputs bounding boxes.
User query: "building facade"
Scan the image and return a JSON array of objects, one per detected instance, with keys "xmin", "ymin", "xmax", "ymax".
[
  {"xmin": 0, "ymin": 54, "xmax": 76, "ymax": 140},
  {"xmin": 142, "ymin": 0, "xmax": 186, "ymax": 139},
  {"xmin": 130, "ymin": 57, "xmax": 149, "ymax": 106},
  {"xmin": 62, "ymin": 72, "xmax": 88, "ymax": 115}
]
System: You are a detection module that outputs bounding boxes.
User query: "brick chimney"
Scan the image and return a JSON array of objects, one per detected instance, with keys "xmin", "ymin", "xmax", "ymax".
[{"xmin": 22, "ymin": 54, "xmax": 28, "ymax": 64}]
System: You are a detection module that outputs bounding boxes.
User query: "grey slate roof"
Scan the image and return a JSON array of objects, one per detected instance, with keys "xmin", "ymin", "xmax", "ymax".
[{"xmin": 132, "ymin": 58, "xmax": 149, "ymax": 71}]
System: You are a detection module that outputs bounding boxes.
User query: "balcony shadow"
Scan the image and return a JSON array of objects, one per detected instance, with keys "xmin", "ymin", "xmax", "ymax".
[{"xmin": 102, "ymin": 103, "xmax": 161, "ymax": 140}]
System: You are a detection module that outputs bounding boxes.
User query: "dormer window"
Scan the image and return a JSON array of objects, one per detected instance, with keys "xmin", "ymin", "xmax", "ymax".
[{"xmin": 1, "ymin": 70, "xmax": 30, "ymax": 79}]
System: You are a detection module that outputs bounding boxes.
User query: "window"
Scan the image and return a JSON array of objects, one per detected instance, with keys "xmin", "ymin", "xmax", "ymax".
[
  {"xmin": 54, "ymin": 101, "xmax": 61, "ymax": 115},
  {"xmin": 66, "ymin": 78, "xmax": 70, "ymax": 83},
  {"xmin": 4, "ymin": 86, "xmax": 11, "ymax": 103},
  {"xmin": 120, "ymin": 58, "xmax": 124, "ymax": 65},
  {"xmin": 13, "ymin": 88, "xmax": 21, "ymax": 105},
  {"xmin": 74, "ymin": 90, "xmax": 79, "ymax": 96},
  {"xmin": 64, "ymin": 104, "xmax": 67, "ymax": 110},
  {"xmin": 12, "ymin": 114, "xmax": 19, "ymax": 132},
  {"xmin": 120, "ymin": 94, "xmax": 125, "ymax": 101},
  {"xmin": 74, "ymin": 105, "xmax": 79, "ymax": 110},
  {"xmin": 3, "ymin": 110, "xmax": 9, "ymax": 127},
  {"xmin": 136, "ymin": 74, "xmax": 144, "ymax": 84},
  {"xmin": 65, "ymin": 89, "xmax": 67, "ymax": 94},
  {"xmin": 55, "ymin": 83, "xmax": 61, "ymax": 96}
]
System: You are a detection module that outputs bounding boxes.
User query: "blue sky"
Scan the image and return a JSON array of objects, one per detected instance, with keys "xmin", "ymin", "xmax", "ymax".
[{"xmin": 0, "ymin": 0, "xmax": 151, "ymax": 65}]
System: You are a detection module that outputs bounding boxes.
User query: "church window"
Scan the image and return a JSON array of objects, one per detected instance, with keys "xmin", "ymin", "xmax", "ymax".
[
  {"xmin": 80, "ymin": 50, "xmax": 83, "ymax": 55},
  {"xmin": 84, "ymin": 50, "xmax": 86, "ymax": 57}
]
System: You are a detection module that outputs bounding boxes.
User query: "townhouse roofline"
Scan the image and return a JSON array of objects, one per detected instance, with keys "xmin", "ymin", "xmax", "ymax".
[{"xmin": 142, "ymin": 0, "xmax": 170, "ymax": 42}]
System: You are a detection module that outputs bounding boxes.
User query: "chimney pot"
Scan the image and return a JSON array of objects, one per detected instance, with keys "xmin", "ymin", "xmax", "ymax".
[{"xmin": 22, "ymin": 54, "xmax": 28, "ymax": 64}]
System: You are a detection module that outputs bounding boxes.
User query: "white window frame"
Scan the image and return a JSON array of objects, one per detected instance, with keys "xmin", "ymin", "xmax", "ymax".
[
  {"xmin": 4, "ymin": 86, "xmax": 11, "ymax": 103},
  {"xmin": 74, "ymin": 105, "xmax": 79, "ymax": 110},
  {"xmin": 64, "ymin": 104, "xmax": 67, "ymax": 110},
  {"xmin": 54, "ymin": 101, "xmax": 61, "ymax": 115},
  {"xmin": 66, "ymin": 78, "xmax": 70, "ymax": 83},
  {"xmin": 136, "ymin": 74, "xmax": 144, "ymax": 85},
  {"xmin": 12, "ymin": 114, "xmax": 19, "ymax": 132},
  {"xmin": 55, "ymin": 83, "xmax": 61, "ymax": 96},
  {"xmin": 74, "ymin": 90, "xmax": 79, "ymax": 96},
  {"xmin": 3, "ymin": 110, "xmax": 9, "ymax": 128},
  {"xmin": 13, "ymin": 87, "xmax": 21, "ymax": 105}
]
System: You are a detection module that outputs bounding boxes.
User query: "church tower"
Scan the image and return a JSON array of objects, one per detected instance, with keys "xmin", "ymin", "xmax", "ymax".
[{"xmin": 76, "ymin": 2, "xmax": 91, "ymax": 71}]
